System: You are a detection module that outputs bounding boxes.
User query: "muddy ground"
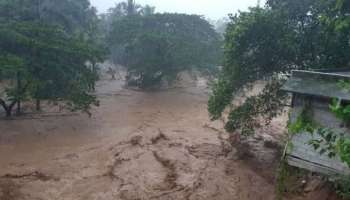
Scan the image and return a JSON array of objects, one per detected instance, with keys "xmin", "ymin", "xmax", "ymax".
[{"xmin": 0, "ymin": 75, "xmax": 338, "ymax": 200}]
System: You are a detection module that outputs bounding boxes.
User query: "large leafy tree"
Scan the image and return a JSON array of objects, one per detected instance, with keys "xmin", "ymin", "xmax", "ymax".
[
  {"xmin": 99, "ymin": 0, "xmax": 155, "ymax": 63},
  {"xmin": 108, "ymin": 13, "xmax": 222, "ymax": 88},
  {"xmin": 0, "ymin": 0, "xmax": 105, "ymax": 116},
  {"xmin": 208, "ymin": 0, "xmax": 350, "ymax": 135},
  {"xmin": 0, "ymin": 0, "xmax": 98, "ymax": 35}
]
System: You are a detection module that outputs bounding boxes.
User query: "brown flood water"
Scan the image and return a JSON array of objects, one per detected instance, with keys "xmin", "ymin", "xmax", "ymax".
[{"xmin": 0, "ymin": 78, "xmax": 337, "ymax": 200}]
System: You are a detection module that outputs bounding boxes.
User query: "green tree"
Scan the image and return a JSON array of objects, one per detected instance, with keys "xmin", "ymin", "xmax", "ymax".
[
  {"xmin": 108, "ymin": 14, "xmax": 222, "ymax": 88},
  {"xmin": 0, "ymin": 0, "xmax": 99, "ymax": 35},
  {"xmin": 0, "ymin": 22, "xmax": 104, "ymax": 116},
  {"xmin": 208, "ymin": 0, "xmax": 350, "ymax": 135},
  {"xmin": 106, "ymin": 0, "xmax": 155, "ymax": 19},
  {"xmin": 0, "ymin": 0, "xmax": 105, "ymax": 116},
  {"xmin": 99, "ymin": 1, "xmax": 155, "ymax": 64}
]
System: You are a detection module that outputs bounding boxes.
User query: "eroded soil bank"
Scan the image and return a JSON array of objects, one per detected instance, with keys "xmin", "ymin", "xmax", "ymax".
[{"xmin": 0, "ymin": 77, "xmax": 337, "ymax": 200}]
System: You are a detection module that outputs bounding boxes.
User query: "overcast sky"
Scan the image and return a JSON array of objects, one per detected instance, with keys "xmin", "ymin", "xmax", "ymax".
[{"xmin": 90, "ymin": 0, "xmax": 264, "ymax": 20}]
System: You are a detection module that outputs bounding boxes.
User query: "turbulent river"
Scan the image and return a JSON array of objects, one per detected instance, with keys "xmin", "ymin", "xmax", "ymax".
[{"xmin": 0, "ymin": 75, "xmax": 335, "ymax": 200}]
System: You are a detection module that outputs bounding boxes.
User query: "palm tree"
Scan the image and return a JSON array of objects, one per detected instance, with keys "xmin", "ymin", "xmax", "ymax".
[
  {"xmin": 112, "ymin": 0, "xmax": 141, "ymax": 16},
  {"xmin": 141, "ymin": 5, "xmax": 155, "ymax": 16},
  {"xmin": 126, "ymin": 0, "xmax": 138, "ymax": 15}
]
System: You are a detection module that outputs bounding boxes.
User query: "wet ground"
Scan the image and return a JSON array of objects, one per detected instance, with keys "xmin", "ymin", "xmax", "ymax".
[{"xmin": 0, "ymin": 77, "xmax": 338, "ymax": 200}]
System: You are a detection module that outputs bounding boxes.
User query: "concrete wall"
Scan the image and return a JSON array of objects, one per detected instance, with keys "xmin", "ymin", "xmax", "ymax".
[{"xmin": 287, "ymin": 95, "xmax": 350, "ymax": 176}]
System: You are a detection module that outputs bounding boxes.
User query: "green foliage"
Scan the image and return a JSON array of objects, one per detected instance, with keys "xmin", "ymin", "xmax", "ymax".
[
  {"xmin": 308, "ymin": 128, "xmax": 338, "ymax": 158},
  {"xmin": 99, "ymin": 0, "xmax": 156, "ymax": 61},
  {"xmin": 337, "ymin": 80, "xmax": 350, "ymax": 92},
  {"xmin": 276, "ymin": 158, "xmax": 289, "ymax": 200},
  {"xmin": 0, "ymin": 54, "xmax": 24, "ymax": 80},
  {"xmin": 208, "ymin": 6, "xmax": 296, "ymax": 132},
  {"xmin": 108, "ymin": 13, "xmax": 222, "ymax": 88},
  {"xmin": 208, "ymin": 0, "xmax": 350, "ymax": 135},
  {"xmin": 206, "ymin": 0, "xmax": 350, "ymax": 196},
  {"xmin": 106, "ymin": 0, "xmax": 152, "ymax": 17},
  {"xmin": 330, "ymin": 98, "xmax": 350, "ymax": 126},
  {"xmin": 288, "ymin": 104, "xmax": 317, "ymax": 134},
  {"xmin": 310, "ymin": 98, "xmax": 350, "ymax": 167},
  {"xmin": 306, "ymin": 126, "xmax": 350, "ymax": 169},
  {"xmin": 208, "ymin": 78, "xmax": 235, "ymax": 120},
  {"xmin": 276, "ymin": 158, "xmax": 309, "ymax": 200},
  {"xmin": 0, "ymin": 0, "xmax": 105, "ymax": 116},
  {"xmin": 223, "ymin": 78, "xmax": 287, "ymax": 135},
  {"xmin": 334, "ymin": 175, "xmax": 350, "ymax": 199},
  {"xmin": 337, "ymin": 137, "xmax": 350, "ymax": 168},
  {"xmin": 286, "ymin": 99, "xmax": 350, "ymax": 168},
  {"xmin": 0, "ymin": 0, "xmax": 99, "ymax": 35}
]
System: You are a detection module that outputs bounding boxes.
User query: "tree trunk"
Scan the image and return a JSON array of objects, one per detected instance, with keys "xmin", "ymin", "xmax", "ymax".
[
  {"xmin": 36, "ymin": 99, "xmax": 41, "ymax": 111},
  {"xmin": 5, "ymin": 109, "xmax": 11, "ymax": 117},
  {"xmin": 16, "ymin": 100, "xmax": 21, "ymax": 116},
  {"xmin": 16, "ymin": 71, "xmax": 22, "ymax": 116},
  {"xmin": 0, "ymin": 99, "xmax": 17, "ymax": 117}
]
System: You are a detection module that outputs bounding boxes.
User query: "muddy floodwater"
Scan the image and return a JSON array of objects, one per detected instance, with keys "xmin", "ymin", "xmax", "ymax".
[{"xmin": 0, "ymin": 78, "xmax": 336, "ymax": 200}]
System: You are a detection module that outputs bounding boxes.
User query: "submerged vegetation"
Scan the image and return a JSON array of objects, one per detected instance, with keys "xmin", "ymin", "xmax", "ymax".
[
  {"xmin": 106, "ymin": 1, "xmax": 222, "ymax": 88},
  {"xmin": 0, "ymin": 0, "xmax": 105, "ymax": 116},
  {"xmin": 0, "ymin": 0, "xmax": 223, "ymax": 117}
]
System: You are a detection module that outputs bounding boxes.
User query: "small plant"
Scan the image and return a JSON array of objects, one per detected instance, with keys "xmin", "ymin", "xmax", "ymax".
[
  {"xmin": 285, "ymin": 98, "xmax": 350, "ymax": 168},
  {"xmin": 337, "ymin": 80, "xmax": 350, "ymax": 92},
  {"xmin": 337, "ymin": 137, "xmax": 350, "ymax": 168},
  {"xmin": 308, "ymin": 128, "xmax": 350, "ymax": 168},
  {"xmin": 288, "ymin": 104, "xmax": 316, "ymax": 135},
  {"xmin": 308, "ymin": 128, "xmax": 338, "ymax": 158},
  {"xmin": 276, "ymin": 158, "xmax": 309, "ymax": 200},
  {"xmin": 276, "ymin": 159, "xmax": 289, "ymax": 200},
  {"xmin": 334, "ymin": 175, "xmax": 350, "ymax": 199},
  {"xmin": 329, "ymin": 98, "xmax": 350, "ymax": 126}
]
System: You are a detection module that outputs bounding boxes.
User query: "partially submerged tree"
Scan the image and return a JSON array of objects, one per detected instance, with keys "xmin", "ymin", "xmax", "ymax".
[
  {"xmin": 0, "ymin": 54, "xmax": 25, "ymax": 116},
  {"xmin": 108, "ymin": 14, "xmax": 222, "ymax": 88},
  {"xmin": 0, "ymin": 0, "xmax": 105, "ymax": 116},
  {"xmin": 0, "ymin": 22, "xmax": 104, "ymax": 117}
]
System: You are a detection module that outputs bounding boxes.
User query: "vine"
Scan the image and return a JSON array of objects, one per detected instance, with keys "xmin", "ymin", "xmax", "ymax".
[
  {"xmin": 287, "ymin": 102, "xmax": 316, "ymax": 135},
  {"xmin": 329, "ymin": 98, "xmax": 350, "ymax": 126}
]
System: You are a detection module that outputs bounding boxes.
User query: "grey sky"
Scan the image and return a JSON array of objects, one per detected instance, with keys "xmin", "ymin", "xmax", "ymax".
[{"xmin": 90, "ymin": 0, "xmax": 264, "ymax": 20}]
